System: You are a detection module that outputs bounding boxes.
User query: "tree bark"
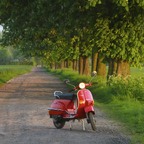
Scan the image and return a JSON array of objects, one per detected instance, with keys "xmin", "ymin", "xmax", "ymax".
[
  {"xmin": 60, "ymin": 61, "xmax": 65, "ymax": 69},
  {"xmin": 55, "ymin": 62, "xmax": 58, "ymax": 69},
  {"xmin": 92, "ymin": 52, "xmax": 98, "ymax": 72},
  {"xmin": 69, "ymin": 60, "xmax": 73, "ymax": 69},
  {"xmin": 107, "ymin": 59, "xmax": 117, "ymax": 79},
  {"xmin": 96, "ymin": 56, "xmax": 106, "ymax": 78},
  {"xmin": 50, "ymin": 62, "xmax": 55, "ymax": 69},
  {"xmin": 83, "ymin": 56, "xmax": 90, "ymax": 76},
  {"xmin": 116, "ymin": 60, "xmax": 130, "ymax": 77},
  {"xmin": 72, "ymin": 59, "xmax": 78, "ymax": 71},
  {"xmin": 64, "ymin": 59, "xmax": 69, "ymax": 68},
  {"xmin": 79, "ymin": 56, "xmax": 83, "ymax": 75}
]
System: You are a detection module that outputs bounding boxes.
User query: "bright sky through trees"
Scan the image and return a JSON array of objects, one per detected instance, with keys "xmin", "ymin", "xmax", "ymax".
[{"xmin": 0, "ymin": 25, "xmax": 3, "ymax": 32}]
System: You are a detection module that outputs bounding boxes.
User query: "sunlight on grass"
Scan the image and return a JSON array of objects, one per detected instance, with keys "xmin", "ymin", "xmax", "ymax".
[
  {"xmin": 130, "ymin": 67, "xmax": 144, "ymax": 77},
  {"xmin": 0, "ymin": 65, "xmax": 33, "ymax": 85},
  {"xmin": 47, "ymin": 67, "xmax": 144, "ymax": 144}
]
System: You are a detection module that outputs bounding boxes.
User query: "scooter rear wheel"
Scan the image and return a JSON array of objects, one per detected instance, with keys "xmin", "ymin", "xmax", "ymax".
[
  {"xmin": 88, "ymin": 112, "xmax": 96, "ymax": 131},
  {"xmin": 53, "ymin": 118, "xmax": 65, "ymax": 129}
]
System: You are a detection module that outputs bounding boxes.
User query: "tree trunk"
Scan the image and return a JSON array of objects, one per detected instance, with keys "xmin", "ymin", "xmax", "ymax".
[
  {"xmin": 73, "ymin": 59, "xmax": 78, "ymax": 71},
  {"xmin": 76, "ymin": 59, "xmax": 78, "ymax": 71},
  {"xmin": 60, "ymin": 61, "xmax": 65, "ymax": 69},
  {"xmin": 107, "ymin": 59, "xmax": 117, "ymax": 79},
  {"xmin": 113, "ymin": 62, "xmax": 117, "ymax": 75},
  {"xmin": 55, "ymin": 62, "xmax": 58, "ymax": 69},
  {"xmin": 83, "ymin": 56, "xmax": 90, "ymax": 76},
  {"xmin": 64, "ymin": 59, "xmax": 69, "ymax": 68},
  {"xmin": 69, "ymin": 60, "xmax": 73, "ymax": 69},
  {"xmin": 92, "ymin": 52, "xmax": 98, "ymax": 72},
  {"xmin": 79, "ymin": 56, "xmax": 83, "ymax": 75},
  {"xmin": 116, "ymin": 60, "xmax": 130, "ymax": 77},
  {"xmin": 96, "ymin": 56, "xmax": 106, "ymax": 78},
  {"xmin": 50, "ymin": 62, "xmax": 55, "ymax": 69}
]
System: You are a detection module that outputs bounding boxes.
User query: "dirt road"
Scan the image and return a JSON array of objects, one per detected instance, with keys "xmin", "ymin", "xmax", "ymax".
[{"xmin": 0, "ymin": 67, "xmax": 130, "ymax": 144}]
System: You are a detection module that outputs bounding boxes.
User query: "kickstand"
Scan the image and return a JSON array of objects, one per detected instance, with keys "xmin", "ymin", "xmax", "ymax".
[
  {"xmin": 69, "ymin": 120, "xmax": 75, "ymax": 130},
  {"xmin": 82, "ymin": 119, "xmax": 85, "ymax": 131}
]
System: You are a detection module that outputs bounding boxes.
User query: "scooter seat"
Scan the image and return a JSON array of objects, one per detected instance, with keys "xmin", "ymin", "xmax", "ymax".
[{"xmin": 56, "ymin": 93, "xmax": 75, "ymax": 100}]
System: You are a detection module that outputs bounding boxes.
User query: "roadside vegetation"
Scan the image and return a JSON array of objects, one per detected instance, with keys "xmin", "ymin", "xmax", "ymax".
[
  {"xmin": 47, "ymin": 67, "xmax": 144, "ymax": 144},
  {"xmin": 0, "ymin": 65, "xmax": 33, "ymax": 86}
]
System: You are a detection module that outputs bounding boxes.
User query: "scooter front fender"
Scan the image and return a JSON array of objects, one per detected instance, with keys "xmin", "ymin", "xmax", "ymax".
[{"xmin": 84, "ymin": 105, "xmax": 95, "ymax": 114}]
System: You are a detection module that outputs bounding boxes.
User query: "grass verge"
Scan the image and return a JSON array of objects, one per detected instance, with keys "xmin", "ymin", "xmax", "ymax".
[
  {"xmin": 0, "ymin": 65, "xmax": 33, "ymax": 86},
  {"xmin": 47, "ymin": 68, "xmax": 144, "ymax": 144}
]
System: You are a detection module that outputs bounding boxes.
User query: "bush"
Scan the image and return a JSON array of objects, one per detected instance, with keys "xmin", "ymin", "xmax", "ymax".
[{"xmin": 108, "ymin": 75, "xmax": 144, "ymax": 102}]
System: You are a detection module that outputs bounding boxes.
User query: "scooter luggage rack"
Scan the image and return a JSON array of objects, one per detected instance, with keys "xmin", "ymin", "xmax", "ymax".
[
  {"xmin": 54, "ymin": 91, "xmax": 75, "ymax": 100},
  {"xmin": 54, "ymin": 91, "xmax": 63, "ymax": 98}
]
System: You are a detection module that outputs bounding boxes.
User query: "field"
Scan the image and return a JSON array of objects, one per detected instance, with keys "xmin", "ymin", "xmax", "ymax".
[
  {"xmin": 0, "ymin": 65, "xmax": 33, "ymax": 86},
  {"xmin": 47, "ymin": 67, "xmax": 144, "ymax": 144}
]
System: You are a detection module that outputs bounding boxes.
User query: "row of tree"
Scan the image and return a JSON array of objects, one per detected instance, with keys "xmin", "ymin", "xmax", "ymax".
[
  {"xmin": 0, "ymin": 0, "xmax": 144, "ymax": 78},
  {"xmin": 1, "ymin": 30, "xmax": 32, "ymax": 65},
  {"xmin": 0, "ymin": 45, "xmax": 32, "ymax": 65}
]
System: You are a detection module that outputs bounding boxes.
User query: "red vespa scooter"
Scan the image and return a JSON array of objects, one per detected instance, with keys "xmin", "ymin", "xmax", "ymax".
[{"xmin": 48, "ymin": 71, "xmax": 97, "ymax": 131}]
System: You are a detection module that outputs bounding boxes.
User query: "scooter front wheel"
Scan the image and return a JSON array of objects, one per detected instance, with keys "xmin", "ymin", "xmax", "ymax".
[
  {"xmin": 88, "ymin": 112, "xmax": 96, "ymax": 131},
  {"xmin": 53, "ymin": 118, "xmax": 65, "ymax": 129}
]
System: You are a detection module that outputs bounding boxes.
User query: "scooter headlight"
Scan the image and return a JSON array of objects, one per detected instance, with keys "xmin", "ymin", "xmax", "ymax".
[{"xmin": 79, "ymin": 82, "xmax": 85, "ymax": 89}]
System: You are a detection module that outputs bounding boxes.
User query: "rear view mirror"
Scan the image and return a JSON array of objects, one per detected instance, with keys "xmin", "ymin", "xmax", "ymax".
[
  {"xmin": 92, "ymin": 71, "xmax": 97, "ymax": 76},
  {"xmin": 64, "ymin": 79, "xmax": 70, "ymax": 84}
]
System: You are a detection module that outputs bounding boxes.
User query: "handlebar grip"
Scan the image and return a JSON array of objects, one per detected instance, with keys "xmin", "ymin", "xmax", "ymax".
[{"xmin": 85, "ymin": 83, "xmax": 92, "ymax": 87}]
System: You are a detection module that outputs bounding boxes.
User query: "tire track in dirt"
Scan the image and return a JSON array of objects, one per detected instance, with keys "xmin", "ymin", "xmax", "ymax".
[{"xmin": 0, "ymin": 67, "xmax": 130, "ymax": 144}]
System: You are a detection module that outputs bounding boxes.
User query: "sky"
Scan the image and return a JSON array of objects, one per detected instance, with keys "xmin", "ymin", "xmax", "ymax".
[{"xmin": 0, "ymin": 25, "xmax": 3, "ymax": 32}]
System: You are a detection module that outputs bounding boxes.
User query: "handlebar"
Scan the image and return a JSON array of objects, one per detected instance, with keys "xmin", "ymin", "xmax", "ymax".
[{"xmin": 85, "ymin": 83, "xmax": 92, "ymax": 87}]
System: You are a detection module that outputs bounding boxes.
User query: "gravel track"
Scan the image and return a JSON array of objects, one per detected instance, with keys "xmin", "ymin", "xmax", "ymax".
[{"xmin": 0, "ymin": 67, "xmax": 130, "ymax": 144}]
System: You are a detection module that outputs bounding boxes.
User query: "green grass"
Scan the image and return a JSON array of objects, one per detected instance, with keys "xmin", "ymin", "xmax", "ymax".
[
  {"xmin": 0, "ymin": 65, "xmax": 33, "ymax": 86},
  {"xmin": 47, "ymin": 67, "xmax": 144, "ymax": 144},
  {"xmin": 130, "ymin": 67, "xmax": 144, "ymax": 77},
  {"xmin": 102, "ymin": 99, "xmax": 144, "ymax": 144},
  {"xmin": 95, "ymin": 86, "xmax": 144, "ymax": 144}
]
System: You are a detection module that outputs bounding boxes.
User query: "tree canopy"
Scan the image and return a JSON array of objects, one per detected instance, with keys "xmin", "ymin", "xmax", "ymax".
[{"xmin": 0, "ymin": 0, "xmax": 144, "ymax": 77}]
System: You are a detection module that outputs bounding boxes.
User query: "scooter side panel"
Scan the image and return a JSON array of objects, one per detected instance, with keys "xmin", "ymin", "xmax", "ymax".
[
  {"xmin": 48, "ymin": 99, "xmax": 74, "ymax": 116},
  {"xmin": 76, "ymin": 89, "xmax": 95, "ymax": 118},
  {"xmin": 83, "ymin": 89, "xmax": 94, "ymax": 102},
  {"xmin": 76, "ymin": 90, "xmax": 86, "ymax": 118},
  {"xmin": 83, "ymin": 89, "xmax": 95, "ymax": 114},
  {"xmin": 84, "ymin": 105, "xmax": 95, "ymax": 114},
  {"xmin": 49, "ymin": 109, "xmax": 64, "ymax": 116},
  {"xmin": 77, "ymin": 90, "xmax": 85, "ymax": 108}
]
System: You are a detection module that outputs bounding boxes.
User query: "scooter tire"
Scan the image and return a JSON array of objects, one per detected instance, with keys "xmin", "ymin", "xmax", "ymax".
[
  {"xmin": 88, "ymin": 112, "xmax": 96, "ymax": 131},
  {"xmin": 53, "ymin": 119, "xmax": 65, "ymax": 129}
]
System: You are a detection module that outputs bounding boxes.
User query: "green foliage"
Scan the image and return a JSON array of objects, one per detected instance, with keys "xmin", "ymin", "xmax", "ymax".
[
  {"xmin": 108, "ymin": 75, "xmax": 144, "ymax": 101},
  {"xmin": 0, "ymin": 46, "xmax": 32, "ymax": 65},
  {"xmin": 0, "ymin": 46, "xmax": 12, "ymax": 64},
  {"xmin": 1, "ymin": 0, "xmax": 144, "ymax": 71},
  {"xmin": 87, "ymin": 0, "xmax": 102, "ymax": 7},
  {"xmin": 92, "ymin": 18, "xmax": 111, "ymax": 56}
]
